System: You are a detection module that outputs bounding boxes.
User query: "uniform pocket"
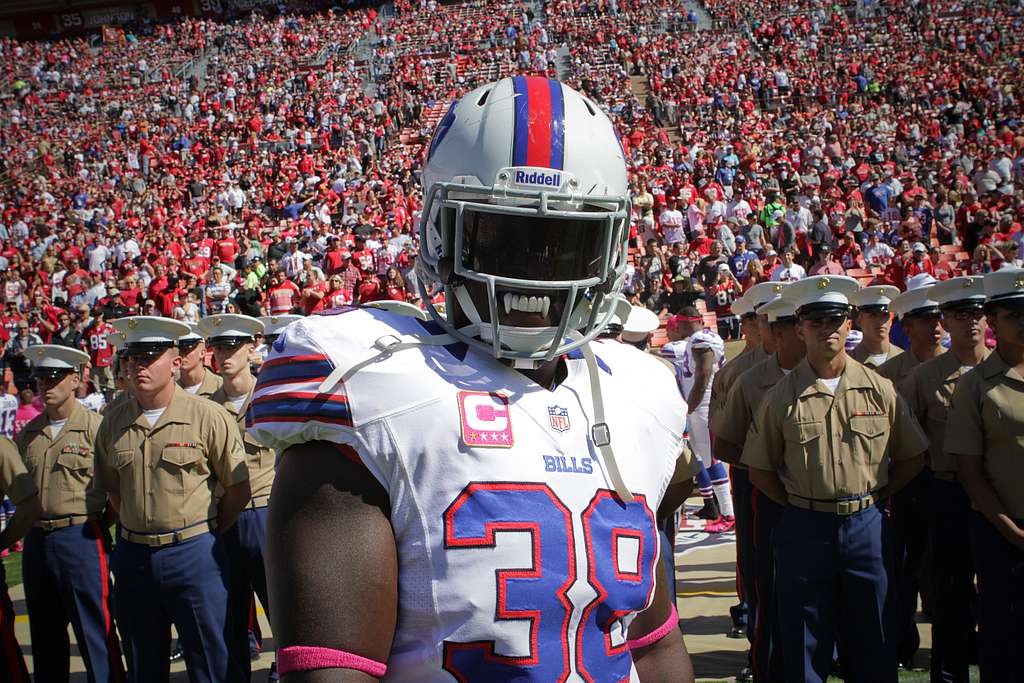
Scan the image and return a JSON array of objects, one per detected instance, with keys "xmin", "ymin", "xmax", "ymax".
[
  {"xmin": 158, "ymin": 447, "xmax": 205, "ymax": 493},
  {"xmin": 55, "ymin": 451, "xmax": 93, "ymax": 491},
  {"xmin": 848, "ymin": 416, "xmax": 887, "ymax": 465},
  {"xmin": 784, "ymin": 420, "xmax": 826, "ymax": 476}
]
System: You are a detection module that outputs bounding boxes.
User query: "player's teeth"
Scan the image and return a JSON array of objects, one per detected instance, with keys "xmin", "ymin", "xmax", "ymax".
[
  {"xmin": 529, "ymin": 296, "xmax": 538, "ymax": 312},
  {"xmin": 503, "ymin": 292, "xmax": 513, "ymax": 314},
  {"xmin": 541, "ymin": 297, "xmax": 550, "ymax": 318}
]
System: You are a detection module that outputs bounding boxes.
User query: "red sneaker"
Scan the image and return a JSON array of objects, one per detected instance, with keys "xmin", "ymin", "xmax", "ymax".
[{"xmin": 705, "ymin": 515, "xmax": 736, "ymax": 534}]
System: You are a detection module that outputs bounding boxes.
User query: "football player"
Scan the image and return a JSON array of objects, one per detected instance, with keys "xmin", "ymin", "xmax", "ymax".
[
  {"xmin": 250, "ymin": 77, "xmax": 697, "ymax": 681},
  {"xmin": 661, "ymin": 308, "xmax": 734, "ymax": 532}
]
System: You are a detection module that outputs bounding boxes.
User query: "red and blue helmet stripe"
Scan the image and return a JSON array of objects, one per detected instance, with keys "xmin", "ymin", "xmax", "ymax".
[{"xmin": 511, "ymin": 76, "xmax": 565, "ymax": 170}]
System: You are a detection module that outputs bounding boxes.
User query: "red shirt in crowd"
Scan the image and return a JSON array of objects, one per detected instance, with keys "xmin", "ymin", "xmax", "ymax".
[
  {"xmin": 83, "ymin": 321, "xmax": 116, "ymax": 368},
  {"xmin": 268, "ymin": 279, "xmax": 301, "ymax": 314}
]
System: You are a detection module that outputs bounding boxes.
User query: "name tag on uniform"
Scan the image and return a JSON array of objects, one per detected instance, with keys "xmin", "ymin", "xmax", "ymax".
[
  {"xmin": 165, "ymin": 442, "xmax": 200, "ymax": 449},
  {"xmin": 59, "ymin": 444, "xmax": 92, "ymax": 456}
]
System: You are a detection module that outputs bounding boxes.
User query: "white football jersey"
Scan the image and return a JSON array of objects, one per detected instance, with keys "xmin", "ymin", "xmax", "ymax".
[
  {"xmin": 659, "ymin": 329, "xmax": 725, "ymax": 410},
  {"xmin": 248, "ymin": 308, "xmax": 687, "ymax": 682},
  {"xmin": 0, "ymin": 393, "xmax": 17, "ymax": 438}
]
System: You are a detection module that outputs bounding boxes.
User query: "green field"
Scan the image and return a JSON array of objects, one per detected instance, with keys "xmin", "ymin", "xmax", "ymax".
[{"xmin": 2, "ymin": 552, "xmax": 20, "ymax": 587}]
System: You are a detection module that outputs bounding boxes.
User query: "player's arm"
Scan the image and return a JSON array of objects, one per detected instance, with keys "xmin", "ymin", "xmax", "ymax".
[
  {"xmin": 685, "ymin": 347, "xmax": 713, "ymax": 412},
  {"xmin": 658, "ymin": 447, "xmax": 696, "ymax": 522},
  {"xmin": 267, "ymin": 441, "xmax": 397, "ymax": 682},
  {"xmin": 628, "ymin": 561, "xmax": 695, "ymax": 683}
]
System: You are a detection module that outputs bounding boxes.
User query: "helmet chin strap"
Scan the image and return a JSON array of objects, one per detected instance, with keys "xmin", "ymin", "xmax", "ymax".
[{"xmin": 574, "ymin": 332, "xmax": 634, "ymax": 503}]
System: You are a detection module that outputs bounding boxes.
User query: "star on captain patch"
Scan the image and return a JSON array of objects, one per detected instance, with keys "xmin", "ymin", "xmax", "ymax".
[{"xmin": 547, "ymin": 405, "xmax": 571, "ymax": 433}]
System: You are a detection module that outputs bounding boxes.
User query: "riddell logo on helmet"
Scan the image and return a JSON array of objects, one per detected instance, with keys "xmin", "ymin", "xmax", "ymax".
[{"xmin": 513, "ymin": 169, "xmax": 562, "ymax": 187}]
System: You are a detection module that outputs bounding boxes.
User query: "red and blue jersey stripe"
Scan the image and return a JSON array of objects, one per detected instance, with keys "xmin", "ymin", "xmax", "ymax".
[{"xmin": 511, "ymin": 76, "xmax": 566, "ymax": 170}]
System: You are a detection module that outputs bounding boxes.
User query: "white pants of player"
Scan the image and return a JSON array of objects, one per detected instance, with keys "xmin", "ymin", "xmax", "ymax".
[
  {"xmin": 690, "ymin": 407, "xmax": 735, "ymax": 517},
  {"xmin": 689, "ymin": 407, "xmax": 713, "ymax": 467}
]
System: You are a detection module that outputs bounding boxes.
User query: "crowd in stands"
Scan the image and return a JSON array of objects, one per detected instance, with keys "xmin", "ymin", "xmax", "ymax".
[{"xmin": 0, "ymin": 0, "xmax": 1021, "ymax": 386}]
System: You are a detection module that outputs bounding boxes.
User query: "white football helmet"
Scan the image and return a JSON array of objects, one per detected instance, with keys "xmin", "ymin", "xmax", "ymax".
[{"xmin": 417, "ymin": 76, "xmax": 630, "ymax": 367}]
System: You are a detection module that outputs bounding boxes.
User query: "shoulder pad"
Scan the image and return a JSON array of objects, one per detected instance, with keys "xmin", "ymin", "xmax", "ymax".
[
  {"xmin": 248, "ymin": 308, "xmax": 459, "ymax": 452},
  {"xmin": 659, "ymin": 339, "xmax": 687, "ymax": 361},
  {"xmin": 689, "ymin": 329, "xmax": 724, "ymax": 350},
  {"xmin": 593, "ymin": 340, "xmax": 687, "ymax": 434}
]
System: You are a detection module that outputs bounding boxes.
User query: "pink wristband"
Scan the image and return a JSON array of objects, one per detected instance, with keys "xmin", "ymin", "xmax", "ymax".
[
  {"xmin": 277, "ymin": 645, "xmax": 388, "ymax": 678},
  {"xmin": 627, "ymin": 603, "xmax": 679, "ymax": 650}
]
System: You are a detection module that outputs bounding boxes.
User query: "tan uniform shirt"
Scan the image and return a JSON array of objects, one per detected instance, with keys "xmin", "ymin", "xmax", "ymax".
[
  {"xmin": 0, "ymin": 436, "xmax": 38, "ymax": 506},
  {"xmin": 850, "ymin": 343, "xmax": 903, "ymax": 369},
  {"xmin": 95, "ymin": 386, "xmax": 248, "ymax": 533},
  {"xmin": 210, "ymin": 386, "xmax": 275, "ymax": 500},
  {"xmin": 945, "ymin": 351, "xmax": 1024, "ymax": 519},
  {"xmin": 709, "ymin": 345, "xmax": 769, "ymax": 419},
  {"xmin": 903, "ymin": 350, "xmax": 989, "ymax": 474},
  {"xmin": 180, "ymin": 370, "xmax": 223, "ymax": 400},
  {"xmin": 16, "ymin": 401, "xmax": 106, "ymax": 518},
  {"xmin": 742, "ymin": 358, "xmax": 928, "ymax": 501},
  {"xmin": 876, "ymin": 348, "xmax": 944, "ymax": 387},
  {"xmin": 711, "ymin": 354, "xmax": 786, "ymax": 448}
]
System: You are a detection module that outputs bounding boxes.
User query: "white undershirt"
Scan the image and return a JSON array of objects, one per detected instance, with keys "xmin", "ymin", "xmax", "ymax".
[
  {"xmin": 47, "ymin": 418, "xmax": 68, "ymax": 438},
  {"xmin": 184, "ymin": 383, "xmax": 202, "ymax": 395},
  {"xmin": 960, "ymin": 366, "xmax": 973, "ymax": 375},
  {"xmin": 781, "ymin": 367, "xmax": 792, "ymax": 375},
  {"xmin": 142, "ymin": 407, "xmax": 167, "ymax": 427},
  {"xmin": 226, "ymin": 393, "xmax": 248, "ymax": 413},
  {"xmin": 868, "ymin": 352, "xmax": 889, "ymax": 367},
  {"xmin": 819, "ymin": 376, "xmax": 842, "ymax": 393}
]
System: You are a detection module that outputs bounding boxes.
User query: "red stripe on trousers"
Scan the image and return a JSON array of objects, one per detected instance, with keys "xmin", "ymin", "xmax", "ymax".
[
  {"xmin": 93, "ymin": 521, "xmax": 126, "ymax": 683},
  {"xmin": 0, "ymin": 586, "xmax": 26, "ymax": 682},
  {"xmin": 524, "ymin": 77, "xmax": 553, "ymax": 167},
  {"xmin": 750, "ymin": 488, "xmax": 764, "ymax": 681}
]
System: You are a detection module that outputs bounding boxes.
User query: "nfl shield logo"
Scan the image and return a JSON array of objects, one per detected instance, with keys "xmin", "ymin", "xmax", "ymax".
[{"xmin": 548, "ymin": 406, "xmax": 570, "ymax": 433}]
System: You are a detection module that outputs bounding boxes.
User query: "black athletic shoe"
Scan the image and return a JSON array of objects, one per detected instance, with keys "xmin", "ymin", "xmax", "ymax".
[
  {"xmin": 737, "ymin": 666, "xmax": 754, "ymax": 682},
  {"xmin": 169, "ymin": 641, "xmax": 183, "ymax": 662},
  {"xmin": 268, "ymin": 662, "xmax": 279, "ymax": 682},
  {"xmin": 696, "ymin": 499, "xmax": 720, "ymax": 520}
]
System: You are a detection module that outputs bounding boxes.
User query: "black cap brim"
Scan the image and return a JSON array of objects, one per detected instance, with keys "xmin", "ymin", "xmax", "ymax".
[
  {"xmin": 903, "ymin": 306, "xmax": 942, "ymax": 319},
  {"xmin": 798, "ymin": 302, "xmax": 852, "ymax": 319},
  {"xmin": 987, "ymin": 295, "xmax": 1024, "ymax": 311},
  {"xmin": 124, "ymin": 342, "xmax": 175, "ymax": 356},
  {"xmin": 208, "ymin": 336, "xmax": 255, "ymax": 347},
  {"xmin": 940, "ymin": 299, "xmax": 985, "ymax": 312}
]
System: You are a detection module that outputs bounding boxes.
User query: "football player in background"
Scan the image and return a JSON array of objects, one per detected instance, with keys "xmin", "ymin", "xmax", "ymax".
[{"xmin": 661, "ymin": 308, "xmax": 734, "ymax": 532}]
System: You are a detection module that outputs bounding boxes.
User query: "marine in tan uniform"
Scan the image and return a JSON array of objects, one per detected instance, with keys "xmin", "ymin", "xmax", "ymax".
[
  {"xmin": 177, "ymin": 323, "xmax": 223, "ymax": 399},
  {"xmin": 94, "ymin": 316, "xmax": 250, "ymax": 683},
  {"xmin": 709, "ymin": 284, "xmax": 783, "ymax": 419},
  {"xmin": 877, "ymin": 279, "xmax": 946, "ymax": 387},
  {"xmin": 742, "ymin": 275, "xmax": 928, "ymax": 683},
  {"xmin": 849, "ymin": 285, "xmax": 903, "ymax": 369},
  {"xmin": 713, "ymin": 295, "xmax": 806, "ymax": 683},
  {"xmin": 705, "ymin": 283, "xmax": 782, "ymax": 659},
  {"xmin": 945, "ymin": 268, "xmax": 1024, "ymax": 682},
  {"xmin": 0, "ymin": 436, "xmax": 40, "ymax": 682},
  {"xmin": 15, "ymin": 345, "xmax": 124, "ymax": 682},
  {"xmin": 199, "ymin": 313, "xmax": 275, "ymax": 681},
  {"xmin": 877, "ymin": 279, "xmax": 946, "ymax": 667},
  {"xmin": 903, "ymin": 276, "xmax": 988, "ymax": 683}
]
